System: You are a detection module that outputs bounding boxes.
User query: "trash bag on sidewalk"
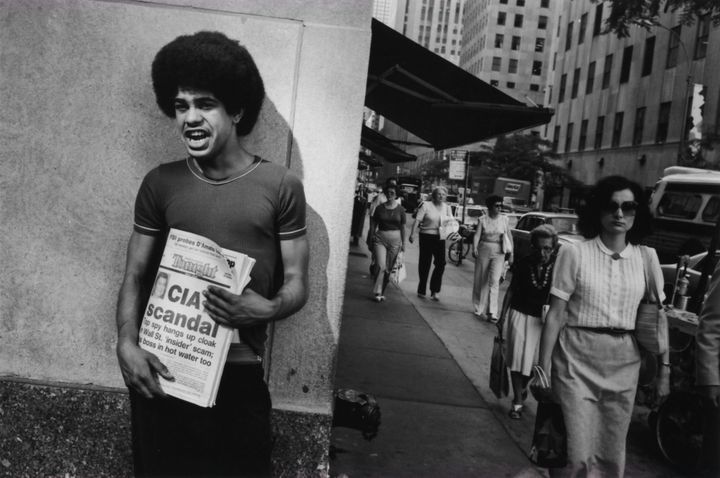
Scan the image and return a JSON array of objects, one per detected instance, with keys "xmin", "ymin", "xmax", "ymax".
[{"xmin": 332, "ymin": 389, "xmax": 381, "ymax": 440}]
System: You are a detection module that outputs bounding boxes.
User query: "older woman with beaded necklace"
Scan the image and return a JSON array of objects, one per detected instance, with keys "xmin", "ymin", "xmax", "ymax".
[{"xmin": 499, "ymin": 225, "xmax": 558, "ymax": 419}]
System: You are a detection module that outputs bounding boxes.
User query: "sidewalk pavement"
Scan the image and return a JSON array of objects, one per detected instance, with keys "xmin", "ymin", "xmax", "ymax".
[
  {"xmin": 330, "ymin": 236, "xmax": 545, "ymax": 478},
  {"xmin": 330, "ymin": 224, "xmax": 679, "ymax": 477}
]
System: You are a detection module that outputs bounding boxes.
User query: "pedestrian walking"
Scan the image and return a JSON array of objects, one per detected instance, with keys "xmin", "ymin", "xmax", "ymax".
[
  {"xmin": 537, "ymin": 176, "xmax": 669, "ymax": 477},
  {"xmin": 368, "ymin": 184, "xmax": 406, "ymax": 302},
  {"xmin": 472, "ymin": 195, "xmax": 513, "ymax": 322},
  {"xmin": 409, "ymin": 186, "xmax": 453, "ymax": 301},
  {"xmin": 501, "ymin": 225, "xmax": 558, "ymax": 419},
  {"xmin": 695, "ymin": 259, "xmax": 720, "ymax": 476}
]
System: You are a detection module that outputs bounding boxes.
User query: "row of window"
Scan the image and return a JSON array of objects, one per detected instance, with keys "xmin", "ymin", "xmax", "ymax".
[
  {"xmin": 497, "ymin": 11, "xmax": 548, "ymax": 30},
  {"xmin": 556, "ymin": 18, "xmax": 710, "ymax": 105},
  {"xmin": 552, "ymin": 101, "xmax": 680, "ymax": 154},
  {"xmin": 492, "ymin": 57, "xmax": 543, "ymax": 75},
  {"xmin": 488, "ymin": 79, "xmax": 541, "ymax": 91},
  {"xmin": 494, "ymin": 34, "xmax": 545, "ymax": 52},
  {"xmin": 498, "ymin": 0, "xmax": 550, "ymax": 7}
]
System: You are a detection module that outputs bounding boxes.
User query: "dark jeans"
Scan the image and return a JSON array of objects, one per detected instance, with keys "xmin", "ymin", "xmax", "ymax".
[
  {"xmin": 130, "ymin": 364, "xmax": 272, "ymax": 478},
  {"xmin": 417, "ymin": 233, "xmax": 446, "ymax": 295}
]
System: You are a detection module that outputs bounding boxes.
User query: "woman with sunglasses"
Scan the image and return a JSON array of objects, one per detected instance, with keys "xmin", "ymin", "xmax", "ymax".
[
  {"xmin": 472, "ymin": 195, "xmax": 513, "ymax": 322},
  {"xmin": 369, "ymin": 184, "xmax": 406, "ymax": 302},
  {"xmin": 537, "ymin": 176, "xmax": 670, "ymax": 477}
]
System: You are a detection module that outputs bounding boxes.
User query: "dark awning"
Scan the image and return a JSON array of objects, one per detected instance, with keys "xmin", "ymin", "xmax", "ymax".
[
  {"xmin": 366, "ymin": 18, "xmax": 553, "ymax": 150},
  {"xmin": 360, "ymin": 125, "xmax": 417, "ymax": 163}
]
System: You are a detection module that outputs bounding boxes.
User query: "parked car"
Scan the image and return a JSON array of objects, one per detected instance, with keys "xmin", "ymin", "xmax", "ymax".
[
  {"xmin": 454, "ymin": 205, "xmax": 487, "ymax": 227},
  {"xmin": 511, "ymin": 212, "xmax": 581, "ymax": 259},
  {"xmin": 660, "ymin": 249, "xmax": 720, "ymax": 305}
]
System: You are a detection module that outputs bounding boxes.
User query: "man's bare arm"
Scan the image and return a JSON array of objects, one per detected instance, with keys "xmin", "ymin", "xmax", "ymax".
[
  {"xmin": 116, "ymin": 231, "xmax": 174, "ymax": 398},
  {"xmin": 203, "ymin": 235, "xmax": 309, "ymax": 326}
]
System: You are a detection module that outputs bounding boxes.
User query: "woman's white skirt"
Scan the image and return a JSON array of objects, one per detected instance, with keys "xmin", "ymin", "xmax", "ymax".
[{"xmin": 505, "ymin": 307, "xmax": 542, "ymax": 377}]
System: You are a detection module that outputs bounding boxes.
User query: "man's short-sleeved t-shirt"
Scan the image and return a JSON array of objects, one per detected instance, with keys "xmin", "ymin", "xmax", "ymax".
[{"xmin": 134, "ymin": 156, "xmax": 306, "ymax": 354}]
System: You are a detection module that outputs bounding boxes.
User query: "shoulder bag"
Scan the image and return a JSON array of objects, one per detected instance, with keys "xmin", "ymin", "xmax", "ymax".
[
  {"xmin": 489, "ymin": 301, "xmax": 510, "ymax": 399},
  {"xmin": 500, "ymin": 216, "xmax": 513, "ymax": 254},
  {"xmin": 438, "ymin": 203, "xmax": 459, "ymax": 240},
  {"xmin": 635, "ymin": 246, "xmax": 669, "ymax": 355}
]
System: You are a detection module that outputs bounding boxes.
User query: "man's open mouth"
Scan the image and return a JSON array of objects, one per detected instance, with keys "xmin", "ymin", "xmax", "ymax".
[{"xmin": 184, "ymin": 130, "xmax": 210, "ymax": 149}]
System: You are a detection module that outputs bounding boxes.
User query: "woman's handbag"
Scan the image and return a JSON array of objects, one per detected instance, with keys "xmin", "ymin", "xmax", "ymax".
[
  {"xmin": 389, "ymin": 252, "xmax": 406, "ymax": 285},
  {"xmin": 529, "ymin": 401, "xmax": 567, "ymax": 468},
  {"xmin": 635, "ymin": 246, "xmax": 669, "ymax": 355},
  {"xmin": 500, "ymin": 216, "xmax": 513, "ymax": 254},
  {"xmin": 489, "ymin": 307, "xmax": 510, "ymax": 399},
  {"xmin": 438, "ymin": 204, "xmax": 460, "ymax": 240}
]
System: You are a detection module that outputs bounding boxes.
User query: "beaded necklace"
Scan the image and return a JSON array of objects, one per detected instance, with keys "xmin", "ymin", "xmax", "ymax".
[{"xmin": 530, "ymin": 260, "xmax": 554, "ymax": 290}]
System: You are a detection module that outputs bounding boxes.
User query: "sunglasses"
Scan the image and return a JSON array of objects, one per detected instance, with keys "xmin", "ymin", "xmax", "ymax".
[
  {"xmin": 492, "ymin": 203, "xmax": 503, "ymax": 207},
  {"xmin": 602, "ymin": 200, "xmax": 638, "ymax": 215}
]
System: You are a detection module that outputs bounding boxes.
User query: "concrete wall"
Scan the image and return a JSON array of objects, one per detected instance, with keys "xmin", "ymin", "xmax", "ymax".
[{"xmin": 0, "ymin": 0, "xmax": 371, "ymax": 474}]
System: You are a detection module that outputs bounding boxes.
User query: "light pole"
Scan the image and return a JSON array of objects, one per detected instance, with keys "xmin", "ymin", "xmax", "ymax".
[{"xmin": 634, "ymin": 19, "xmax": 693, "ymax": 164}]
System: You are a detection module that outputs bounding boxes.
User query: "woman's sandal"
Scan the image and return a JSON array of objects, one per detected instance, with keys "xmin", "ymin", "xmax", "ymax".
[{"xmin": 508, "ymin": 404, "xmax": 523, "ymax": 419}]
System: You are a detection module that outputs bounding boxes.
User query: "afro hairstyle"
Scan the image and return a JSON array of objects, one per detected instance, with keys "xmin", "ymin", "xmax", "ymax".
[{"xmin": 151, "ymin": 31, "xmax": 265, "ymax": 136}]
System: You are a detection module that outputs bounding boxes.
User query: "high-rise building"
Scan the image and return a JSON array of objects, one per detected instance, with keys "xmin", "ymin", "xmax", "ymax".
[
  {"xmin": 544, "ymin": 0, "xmax": 719, "ymax": 189},
  {"xmin": 459, "ymin": 0, "xmax": 560, "ymax": 109},
  {"xmin": 373, "ymin": 0, "xmax": 399, "ymax": 30},
  {"xmin": 392, "ymin": 0, "xmax": 467, "ymax": 65}
]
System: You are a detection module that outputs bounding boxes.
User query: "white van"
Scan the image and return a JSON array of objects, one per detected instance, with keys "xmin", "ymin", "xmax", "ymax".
[{"xmin": 645, "ymin": 166, "xmax": 720, "ymax": 262}]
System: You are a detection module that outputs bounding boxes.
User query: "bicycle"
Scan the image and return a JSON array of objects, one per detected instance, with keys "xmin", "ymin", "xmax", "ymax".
[{"xmin": 447, "ymin": 224, "xmax": 477, "ymax": 266}]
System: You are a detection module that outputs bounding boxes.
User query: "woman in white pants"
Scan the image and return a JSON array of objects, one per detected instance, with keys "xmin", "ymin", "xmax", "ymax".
[{"xmin": 472, "ymin": 195, "xmax": 513, "ymax": 322}]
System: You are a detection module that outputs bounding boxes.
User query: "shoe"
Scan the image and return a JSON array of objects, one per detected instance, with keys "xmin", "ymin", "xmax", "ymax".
[
  {"xmin": 417, "ymin": 292, "xmax": 426, "ymax": 298},
  {"xmin": 473, "ymin": 312, "xmax": 484, "ymax": 320},
  {"xmin": 508, "ymin": 404, "xmax": 523, "ymax": 420},
  {"xmin": 430, "ymin": 293, "xmax": 439, "ymax": 301},
  {"xmin": 374, "ymin": 294, "xmax": 382, "ymax": 302},
  {"xmin": 380, "ymin": 295, "xmax": 386, "ymax": 302},
  {"xmin": 488, "ymin": 314, "xmax": 499, "ymax": 324}
]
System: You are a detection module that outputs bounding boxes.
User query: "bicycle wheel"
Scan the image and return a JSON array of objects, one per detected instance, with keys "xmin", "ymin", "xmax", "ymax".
[{"xmin": 448, "ymin": 241, "xmax": 464, "ymax": 265}]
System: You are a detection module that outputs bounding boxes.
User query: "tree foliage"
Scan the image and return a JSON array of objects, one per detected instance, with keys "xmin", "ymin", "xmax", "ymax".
[
  {"xmin": 473, "ymin": 134, "xmax": 581, "ymax": 190},
  {"xmin": 600, "ymin": 0, "xmax": 720, "ymax": 37}
]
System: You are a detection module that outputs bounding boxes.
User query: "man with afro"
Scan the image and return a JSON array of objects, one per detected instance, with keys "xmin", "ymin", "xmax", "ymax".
[{"xmin": 115, "ymin": 31, "xmax": 309, "ymax": 477}]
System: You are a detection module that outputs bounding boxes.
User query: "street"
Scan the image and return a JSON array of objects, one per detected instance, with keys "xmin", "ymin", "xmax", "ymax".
[{"xmin": 332, "ymin": 215, "xmax": 683, "ymax": 477}]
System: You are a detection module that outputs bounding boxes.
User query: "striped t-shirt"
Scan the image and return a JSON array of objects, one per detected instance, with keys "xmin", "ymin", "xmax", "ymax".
[{"xmin": 550, "ymin": 237, "xmax": 664, "ymax": 330}]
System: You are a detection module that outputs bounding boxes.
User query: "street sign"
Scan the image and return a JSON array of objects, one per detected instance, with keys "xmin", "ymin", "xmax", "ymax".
[{"xmin": 448, "ymin": 150, "xmax": 467, "ymax": 180}]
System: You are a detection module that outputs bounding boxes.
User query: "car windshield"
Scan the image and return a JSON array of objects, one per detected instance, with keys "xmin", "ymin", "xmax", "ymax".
[{"xmin": 549, "ymin": 217, "xmax": 579, "ymax": 234}]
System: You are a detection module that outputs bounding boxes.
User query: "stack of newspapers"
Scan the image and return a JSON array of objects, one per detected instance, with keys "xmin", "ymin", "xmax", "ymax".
[{"xmin": 138, "ymin": 228, "xmax": 255, "ymax": 407}]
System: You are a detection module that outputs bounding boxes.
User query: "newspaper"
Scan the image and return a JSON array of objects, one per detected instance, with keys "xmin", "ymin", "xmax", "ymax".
[{"xmin": 138, "ymin": 228, "xmax": 255, "ymax": 407}]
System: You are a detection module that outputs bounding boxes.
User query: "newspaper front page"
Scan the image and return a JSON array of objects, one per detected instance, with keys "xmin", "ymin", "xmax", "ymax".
[{"xmin": 138, "ymin": 228, "xmax": 255, "ymax": 407}]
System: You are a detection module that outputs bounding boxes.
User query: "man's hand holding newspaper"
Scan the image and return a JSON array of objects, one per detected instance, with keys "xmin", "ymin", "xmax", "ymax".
[{"xmin": 128, "ymin": 228, "xmax": 255, "ymax": 407}]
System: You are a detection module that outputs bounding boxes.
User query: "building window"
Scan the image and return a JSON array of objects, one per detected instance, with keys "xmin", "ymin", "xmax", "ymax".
[
  {"xmin": 532, "ymin": 61, "xmax": 542, "ymax": 76},
  {"xmin": 557, "ymin": 15, "xmax": 562, "ymax": 37},
  {"xmin": 593, "ymin": 3, "xmax": 603, "ymax": 36},
  {"xmin": 634, "ymin": 107, "xmax": 646, "ymax": 145},
  {"xmin": 490, "ymin": 79, "xmax": 499, "ymax": 86},
  {"xmin": 571, "ymin": 67, "xmax": 580, "ymax": 99},
  {"xmin": 509, "ymin": 59, "xmax": 518, "ymax": 73},
  {"xmin": 553, "ymin": 52, "xmax": 557, "ymax": 70},
  {"xmin": 656, "ymin": 102, "xmax": 671, "ymax": 143},
  {"xmin": 579, "ymin": 13, "xmax": 588, "ymax": 44},
  {"xmin": 565, "ymin": 21, "xmax": 573, "ymax": 51},
  {"xmin": 558, "ymin": 73, "xmax": 567, "ymax": 103},
  {"xmin": 565, "ymin": 122, "xmax": 574, "ymax": 152},
  {"xmin": 541, "ymin": 0, "xmax": 549, "ymax": 7},
  {"xmin": 666, "ymin": 25, "xmax": 682, "ymax": 68},
  {"xmin": 514, "ymin": 14, "xmax": 524, "ymax": 28},
  {"xmin": 579, "ymin": 119, "xmax": 589, "ymax": 151},
  {"xmin": 495, "ymin": 33, "xmax": 504, "ymax": 48},
  {"xmin": 538, "ymin": 15, "xmax": 548, "ymax": 30},
  {"xmin": 620, "ymin": 45, "xmax": 633, "ymax": 83},
  {"xmin": 602, "ymin": 54, "xmax": 613, "ymax": 89},
  {"xmin": 499, "ymin": 0, "xmax": 507, "ymax": 3},
  {"xmin": 492, "ymin": 56, "xmax": 502, "ymax": 71},
  {"xmin": 517, "ymin": 0, "xmax": 525, "ymax": 5},
  {"xmin": 535, "ymin": 38, "xmax": 545, "ymax": 52},
  {"xmin": 552, "ymin": 125, "xmax": 561, "ymax": 152},
  {"xmin": 695, "ymin": 14, "xmax": 710, "ymax": 59},
  {"xmin": 594, "ymin": 116, "xmax": 605, "ymax": 149},
  {"xmin": 511, "ymin": 36, "xmax": 521, "ymax": 50},
  {"xmin": 498, "ymin": 11, "xmax": 506, "ymax": 25},
  {"xmin": 586, "ymin": 61, "xmax": 596, "ymax": 94},
  {"xmin": 507, "ymin": 81, "xmax": 516, "ymax": 88},
  {"xmin": 642, "ymin": 36, "xmax": 655, "ymax": 77},
  {"xmin": 530, "ymin": 83, "xmax": 540, "ymax": 91},
  {"xmin": 612, "ymin": 112, "xmax": 624, "ymax": 147}
]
